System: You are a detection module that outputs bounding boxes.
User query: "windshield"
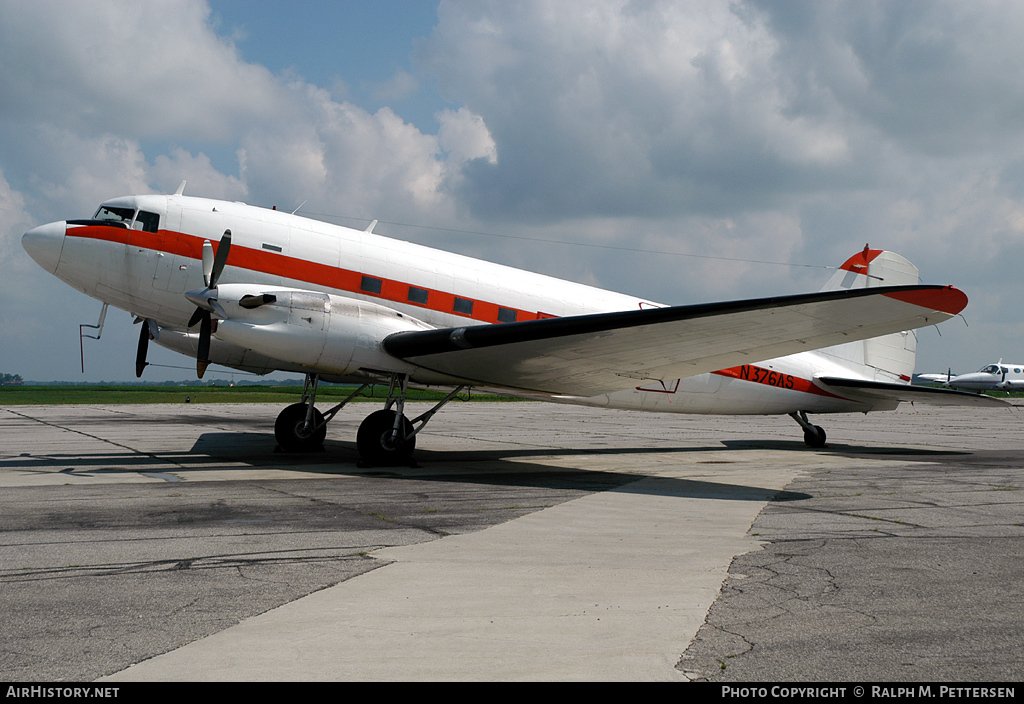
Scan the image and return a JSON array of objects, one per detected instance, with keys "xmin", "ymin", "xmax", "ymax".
[{"xmin": 92, "ymin": 205, "xmax": 135, "ymax": 226}]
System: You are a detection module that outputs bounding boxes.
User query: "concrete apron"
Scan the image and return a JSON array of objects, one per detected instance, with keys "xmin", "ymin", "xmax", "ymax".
[{"xmin": 106, "ymin": 452, "xmax": 820, "ymax": 681}]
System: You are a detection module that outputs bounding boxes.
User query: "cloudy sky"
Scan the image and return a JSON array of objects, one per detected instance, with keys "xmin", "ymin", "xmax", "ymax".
[{"xmin": 4, "ymin": 0, "xmax": 1024, "ymax": 383}]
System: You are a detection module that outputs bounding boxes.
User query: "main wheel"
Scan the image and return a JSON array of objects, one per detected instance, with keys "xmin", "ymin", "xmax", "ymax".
[
  {"xmin": 357, "ymin": 409, "xmax": 416, "ymax": 465},
  {"xmin": 274, "ymin": 402, "xmax": 327, "ymax": 452},
  {"xmin": 803, "ymin": 424, "xmax": 827, "ymax": 448}
]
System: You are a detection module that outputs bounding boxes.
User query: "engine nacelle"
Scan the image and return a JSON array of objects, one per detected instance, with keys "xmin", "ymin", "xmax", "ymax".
[{"xmin": 208, "ymin": 284, "xmax": 432, "ymax": 375}]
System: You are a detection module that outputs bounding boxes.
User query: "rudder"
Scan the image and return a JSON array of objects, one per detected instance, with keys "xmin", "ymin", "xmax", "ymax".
[{"xmin": 818, "ymin": 246, "xmax": 920, "ymax": 382}]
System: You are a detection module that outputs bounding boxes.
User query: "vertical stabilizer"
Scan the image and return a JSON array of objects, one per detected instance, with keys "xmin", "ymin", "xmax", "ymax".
[{"xmin": 818, "ymin": 247, "xmax": 920, "ymax": 382}]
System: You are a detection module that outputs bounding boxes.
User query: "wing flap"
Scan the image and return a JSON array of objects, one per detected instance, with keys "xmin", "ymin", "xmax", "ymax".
[{"xmin": 384, "ymin": 285, "xmax": 968, "ymax": 396}]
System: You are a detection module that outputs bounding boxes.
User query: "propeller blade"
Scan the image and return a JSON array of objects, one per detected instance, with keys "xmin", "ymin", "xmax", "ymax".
[
  {"xmin": 208, "ymin": 230, "xmax": 232, "ymax": 289},
  {"xmin": 192, "ymin": 230, "xmax": 231, "ymax": 378},
  {"xmin": 188, "ymin": 306, "xmax": 205, "ymax": 328},
  {"xmin": 202, "ymin": 240, "xmax": 214, "ymax": 288},
  {"xmin": 135, "ymin": 319, "xmax": 150, "ymax": 378},
  {"xmin": 197, "ymin": 311, "xmax": 212, "ymax": 379}
]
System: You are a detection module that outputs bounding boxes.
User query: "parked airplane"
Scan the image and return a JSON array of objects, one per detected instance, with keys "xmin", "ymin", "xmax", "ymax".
[
  {"xmin": 21, "ymin": 185, "xmax": 1004, "ymax": 463},
  {"xmin": 945, "ymin": 362, "xmax": 1024, "ymax": 392},
  {"xmin": 914, "ymin": 371, "xmax": 955, "ymax": 385}
]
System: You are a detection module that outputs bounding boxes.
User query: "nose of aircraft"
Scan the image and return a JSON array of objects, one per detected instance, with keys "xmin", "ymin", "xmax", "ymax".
[{"xmin": 22, "ymin": 221, "xmax": 66, "ymax": 274}]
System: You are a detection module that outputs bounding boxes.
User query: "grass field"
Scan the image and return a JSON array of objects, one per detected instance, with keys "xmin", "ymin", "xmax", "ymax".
[{"xmin": 0, "ymin": 385, "xmax": 519, "ymax": 405}]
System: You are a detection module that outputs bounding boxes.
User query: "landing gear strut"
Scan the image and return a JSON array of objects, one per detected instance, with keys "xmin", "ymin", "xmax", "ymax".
[
  {"xmin": 790, "ymin": 411, "xmax": 827, "ymax": 448},
  {"xmin": 355, "ymin": 374, "xmax": 465, "ymax": 466},
  {"xmin": 274, "ymin": 374, "xmax": 368, "ymax": 452},
  {"xmin": 273, "ymin": 372, "xmax": 465, "ymax": 464}
]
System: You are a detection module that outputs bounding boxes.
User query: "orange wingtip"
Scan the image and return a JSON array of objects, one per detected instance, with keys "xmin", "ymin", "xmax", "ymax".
[{"xmin": 883, "ymin": 286, "xmax": 968, "ymax": 315}]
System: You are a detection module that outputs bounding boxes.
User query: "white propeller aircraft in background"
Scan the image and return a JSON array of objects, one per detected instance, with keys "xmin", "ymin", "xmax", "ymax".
[
  {"xmin": 945, "ymin": 362, "xmax": 1024, "ymax": 392},
  {"xmin": 21, "ymin": 184, "xmax": 1004, "ymax": 464}
]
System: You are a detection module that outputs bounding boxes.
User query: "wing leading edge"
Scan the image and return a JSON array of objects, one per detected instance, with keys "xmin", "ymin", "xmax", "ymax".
[{"xmin": 383, "ymin": 284, "xmax": 968, "ymax": 397}]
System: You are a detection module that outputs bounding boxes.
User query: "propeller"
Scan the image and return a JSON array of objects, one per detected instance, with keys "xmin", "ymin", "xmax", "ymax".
[
  {"xmin": 135, "ymin": 319, "xmax": 151, "ymax": 378},
  {"xmin": 186, "ymin": 229, "xmax": 231, "ymax": 378}
]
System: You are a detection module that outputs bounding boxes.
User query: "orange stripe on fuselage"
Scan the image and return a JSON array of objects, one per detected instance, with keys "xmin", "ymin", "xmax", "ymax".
[
  {"xmin": 713, "ymin": 365, "xmax": 846, "ymax": 399},
  {"xmin": 67, "ymin": 226, "xmax": 540, "ymax": 325}
]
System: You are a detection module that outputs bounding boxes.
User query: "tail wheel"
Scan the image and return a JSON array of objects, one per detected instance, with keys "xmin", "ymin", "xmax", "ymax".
[
  {"xmin": 274, "ymin": 402, "xmax": 327, "ymax": 452},
  {"xmin": 803, "ymin": 425, "xmax": 827, "ymax": 448},
  {"xmin": 357, "ymin": 409, "xmax": 416, "ymax": 465}
]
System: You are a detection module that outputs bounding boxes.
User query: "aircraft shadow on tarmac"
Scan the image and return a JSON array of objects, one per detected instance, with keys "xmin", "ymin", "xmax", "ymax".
[
  {"xmin": 12, "ymin": 427, "xmax": 976, "ymax": 503},
  {"xmin": 5, "ymin": 430, "xmax": 816, "ymax": 503},
  {"xmin": 720, "ymin": 438, "xmax": 971, "ymax": 457},
  {"xmin": 234, "ymin": 433, "xmax": 818, "ymax": 503}
]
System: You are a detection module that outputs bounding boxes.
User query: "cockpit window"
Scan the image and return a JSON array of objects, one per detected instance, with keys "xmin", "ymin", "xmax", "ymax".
[
  {"xmin": 135, "ymin": 210, "xmax": 160, "ymax": 233},
  {"xmin": 93, "ymin": 205, "xmax": 135, "ymax": 227},
  {"xmin": 982, "ymin": 364, "xmax": 1001, "ymax": 374}
]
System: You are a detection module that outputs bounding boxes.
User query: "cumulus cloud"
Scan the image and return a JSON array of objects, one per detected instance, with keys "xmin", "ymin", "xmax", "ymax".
[
  {"xmin": 150, "ymin": 148, "xmax": 248, "ymax": 202},
  {"xmin": 0, "ymin": 0, "xmax": 280, "ymax": 141},
  {"xmin": 421, "ymin": 0, "xmax": 864, "ymax": 221},
  {"xmin": 753, "ymin": 0, "xmax": 1024, "ymax": 157},
  {"xmin": 0, "ymin": 0, "xmax": 496, "ymax": 223},
  {"xmin": 372, "ymin": 70, "xmax": 421, "ymax": 103},
  {"xmin": 237, "ymin": 83, "xmax": 450, "ymax": 220},
  {"xmin": 0, "ymin": 168, "xmax": 33, "ymax": 267}
]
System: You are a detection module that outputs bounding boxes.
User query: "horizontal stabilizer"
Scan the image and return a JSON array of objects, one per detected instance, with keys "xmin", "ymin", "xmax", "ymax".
[{"xmin": 817, "ymin": 377, "xmax": 1010, "ymax": 407}]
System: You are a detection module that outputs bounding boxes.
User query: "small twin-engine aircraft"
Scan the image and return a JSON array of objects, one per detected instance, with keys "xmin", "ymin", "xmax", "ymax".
[
  {"xmin": 945, "ymin": 361, "xmax": 1024, "ymax": 392},
  {"xmin": 21, "ymin": 184, "xmax": 1004, "ymax": 464}
]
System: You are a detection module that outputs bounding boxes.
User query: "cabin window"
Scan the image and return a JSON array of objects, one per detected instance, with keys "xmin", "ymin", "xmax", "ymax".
[
  {"xmin": 360, "ymin": 276, "xmax": 383, "ymax": 294},
  {"xmin": 407, "ymin": 286, "xmax": 429, "ymax": 304},
  {"xmin": 453, "ymin": 297, "xmax": 474, "ymax": 315},
  {"xmin": 497, "ymin": 307, "xmax": 517, "ymax": 323},
  {"xmin": 135, "ymin": 211, "xmax": 160, "ymax": 233}
]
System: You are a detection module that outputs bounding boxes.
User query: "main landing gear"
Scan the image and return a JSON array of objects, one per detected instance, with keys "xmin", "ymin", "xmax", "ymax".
[
  {"xmin": 790, "ymin": 411, "xmax": 827, "ymax": 448},
  {"xmin": 273, "ymin": 373, "xmax": 465, "ymax": 465}
]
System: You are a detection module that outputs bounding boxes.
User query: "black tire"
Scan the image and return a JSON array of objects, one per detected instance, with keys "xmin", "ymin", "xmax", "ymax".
[
  {"xmin": 356, "ymin": 409, "xmax": 416, "ymax": 465},
  {"xmin": 803, "ymin": 424, "xmax": 827, "ymax": 448},
  {"xmin": 274, "ymin": 402, "xmax": 327, "ymax": 452}
]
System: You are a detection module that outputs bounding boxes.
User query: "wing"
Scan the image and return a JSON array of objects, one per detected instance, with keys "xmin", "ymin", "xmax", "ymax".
[
  {"xmin": 384, "ymin": 284, "xmax": 968, "ymax": 396},
  {"xmin": 817, "ymin": 378, "xmax": 1010, "ymax": 407}
]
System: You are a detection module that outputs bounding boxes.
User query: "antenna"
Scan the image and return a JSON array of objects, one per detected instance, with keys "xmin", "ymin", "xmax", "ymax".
[
  {"xmin": 79, "ymin": 303, "xmax": 109, "ymax": 373},
  {"xmin": 175, "ymin": 180, "xmax": 186, "ymax": 196}
]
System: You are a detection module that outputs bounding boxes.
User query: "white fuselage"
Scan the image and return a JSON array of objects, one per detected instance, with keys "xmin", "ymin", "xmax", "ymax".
[{"xmin": 25, "ymin": 194, "xmax": 903, "ymax": 415}]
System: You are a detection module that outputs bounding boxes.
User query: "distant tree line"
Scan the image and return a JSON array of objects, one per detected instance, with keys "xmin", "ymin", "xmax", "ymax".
[{"xmin": 1, "ymin": 373, "xmax": 23, "ymax": 385}]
